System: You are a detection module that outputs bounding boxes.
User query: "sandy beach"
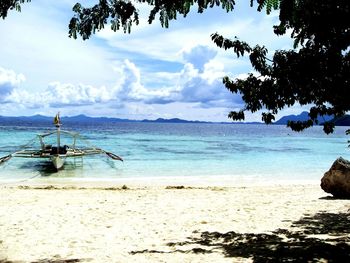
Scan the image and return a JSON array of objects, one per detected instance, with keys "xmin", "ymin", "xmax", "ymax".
[{"xmin": 0, "ymin": 181, "xmax": 349, "ymax": 262}]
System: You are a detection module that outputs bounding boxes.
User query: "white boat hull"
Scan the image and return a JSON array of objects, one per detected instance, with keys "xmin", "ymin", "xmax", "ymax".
[{"xmin": 50, "ymin": 155, "xmax": 66, "ymax": 170}]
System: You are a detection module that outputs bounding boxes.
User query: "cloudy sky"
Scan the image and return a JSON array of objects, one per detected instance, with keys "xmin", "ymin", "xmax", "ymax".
[{"xmin": 0, "ymin": 0, "xmax": 298, "ymax": 121}]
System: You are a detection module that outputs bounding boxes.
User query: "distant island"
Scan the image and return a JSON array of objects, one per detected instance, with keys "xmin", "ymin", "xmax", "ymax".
[
  {"xmin": 0, "ymin": 114, "xmax": 260, "ymax": 125},
  {"xmin": 0, "ymin": 112, "xmax": 349, "ymax": 126},
  {"xmin": 274, "ymin": 111, "xmax": 350, "ymax": 126}
]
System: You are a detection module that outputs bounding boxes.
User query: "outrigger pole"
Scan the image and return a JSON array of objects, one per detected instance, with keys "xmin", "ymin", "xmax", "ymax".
[{"xmin": 0, "ymin": 154, "xmax": 12, "ymax": 164}]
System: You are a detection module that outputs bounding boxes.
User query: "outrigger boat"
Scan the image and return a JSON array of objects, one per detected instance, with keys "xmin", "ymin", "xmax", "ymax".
[{"xmin": 0, "ymin": 113, "xmax": 123, "ymax": 170}]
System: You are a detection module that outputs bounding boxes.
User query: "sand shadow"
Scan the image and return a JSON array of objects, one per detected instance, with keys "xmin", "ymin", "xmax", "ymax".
[
  {"xmin": 0, "ymin": 259, "xmax": 84, "ymax": 263},
  {"xmin": 130, "ymin": 211, "xmax": 350, "ymax": 262},
  {"xmin": 319, "ymin": 195, "xmax": 350, "ymax": 200}
]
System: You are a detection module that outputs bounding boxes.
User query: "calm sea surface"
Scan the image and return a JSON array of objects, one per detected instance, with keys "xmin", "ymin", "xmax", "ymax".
[{"xmin": 0, "ymin": 122, "xmax": 349, "ymax": 183}]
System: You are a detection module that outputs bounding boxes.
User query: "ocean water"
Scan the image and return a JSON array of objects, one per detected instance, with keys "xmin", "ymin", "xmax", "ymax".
[{"xmin": 0, "ymin": 122, "xmax": 349, "ymax": 183}]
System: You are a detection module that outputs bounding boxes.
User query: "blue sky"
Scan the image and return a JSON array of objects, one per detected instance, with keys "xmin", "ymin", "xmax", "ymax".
[{"xmin": 0, "ymin": 0, "xmax": 301, "ymax": 121}]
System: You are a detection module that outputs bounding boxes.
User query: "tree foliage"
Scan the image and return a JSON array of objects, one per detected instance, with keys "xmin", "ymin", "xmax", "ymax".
[
  {"xmin": 1, "ymin": 0, "xmax": 349, "ymax": 134},
  {"xmin": 214, "ymin": 0, "xmax": 350, "ymax": 134},
  {"xmin": 0, "ymin": 0, "xmax": 30, "ymax": 19},
  {"xmin": 67, "ymin": 0, "xmax": 236, "ymax": 40},
  {"xmin": 253, "ymin": 0, "xmax": 280, "ymax": 15}
]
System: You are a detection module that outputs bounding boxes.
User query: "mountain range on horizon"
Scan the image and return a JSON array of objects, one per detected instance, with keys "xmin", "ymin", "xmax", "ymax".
[
  {"xmin": 273, "ymin": 111, "xmax": 334, "ymax": 125},
  {"xmin": 0, "ymin": 112, "xmax": 349, "ymax": 126},
  {"xmin": 0, "ymin": 114, "xmax": 259, "ymax": 125}
]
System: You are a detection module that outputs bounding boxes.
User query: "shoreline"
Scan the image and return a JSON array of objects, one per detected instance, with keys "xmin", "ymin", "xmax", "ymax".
[{"xmin": 0, "ymin": 174, "xmax": 321, "ymax": 188}]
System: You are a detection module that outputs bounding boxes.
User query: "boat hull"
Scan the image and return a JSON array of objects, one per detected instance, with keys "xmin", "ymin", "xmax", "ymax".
[{"xmin": 50, "ymin": 155, "xmax": 66, "ymax": 170}]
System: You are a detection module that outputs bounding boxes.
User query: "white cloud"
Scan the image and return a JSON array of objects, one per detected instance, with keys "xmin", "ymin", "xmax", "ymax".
[
  {"xmin": 177, "ymin": 62, "xmax": 241, "ymax": 108},
  {"xmin": 0, "ymin": 1, "xmax": 297, "ymax": 121},
  {"xmin": 114, "ymin": 59, "xmax": 179, "ymax": 104},
  {"xmin": 174, "ymin": 45, "xmax": 242, "ymax": 108},
  {"xmin": 3, "ymin": 65, "xmax": 108, "ymax": 108},
  {"xmin": 6, "ymin": 79, "xmax": 113, "ymax": 108},
  {"xmin": 181, "ymin": 45, "xmax": 217, "ymax": 71},
  {"xmin": 2, "ymin": 60, "xmax": 178, "ymax": 108},
  {"xmin": 95, "ymin": 2, "xmax": 293, "ymax": 69},
  {"xmin": 3, "ymin": 45, "xmax": 243, "ymax": 113},
  {"xmin": 0, "ymin": 67, "xmax": 25, "ymax": 101},
  {"xmin": 0, "ymin": 0, "xmax": 116, "ymax": 92},
  {"xmin": 46, "ymin": 82, "xmax": 111, "ymax": 107},
  {"xmin": 111, "ymin": 47, "xmax": 241, "ymax": 108},
  {"xmin": 96, "ymin": 3, "xmax": 251, "ymax": 61}
]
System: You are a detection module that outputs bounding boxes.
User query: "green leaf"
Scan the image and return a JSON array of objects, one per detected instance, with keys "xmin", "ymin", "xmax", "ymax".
[{"xmin": 228, "ymin": 110, "xmax": 245, "ymax": 121}]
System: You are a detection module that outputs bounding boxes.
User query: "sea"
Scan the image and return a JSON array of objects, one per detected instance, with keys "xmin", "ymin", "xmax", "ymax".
[{"xmin": 0, "ymin": 122, "xmax": 349, "ymax": 185}]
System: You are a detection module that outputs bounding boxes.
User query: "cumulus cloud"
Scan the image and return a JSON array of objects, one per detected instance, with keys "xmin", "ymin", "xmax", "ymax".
[
  {"xmin": 2, "ymin": 52, "xmax": 243, "ymax": 113},
  {"xmin": 0, "ymin": 67, "xmax": 25, "ymax": 101},
  {"xmin": 108, "ymin": 47, "xmax": 243, "ymax": 109},
  {"xmin": 177, "ymin": 62, "xmax": 242, "ymax": 108},
  {"xmin": 111, "ymin": 57, "xmax": 240, "ymax": 108},
  {"xmin": 7, "ymin": 89, "xmax": 43, "ymax": 109},
  {"xmin": 115, "ymin": 59, "xmax": 179, "ymax": 104},
  {"xmin": 3, "ymin": 60, "xmax": 179, "ymax": 108},
  {"xmin": 8, "ymin": 82, "xmax": 114, "ymax": 108},
  {"xmin": 46, "ymin": 82, "xmax": 111, "ymax": 107},
  {"xmin": 181, "ymin": 45, "xmax": 217, "ymax": 72},
  {"xmin": 113, "ymin": 48, "xmax": 243, "ymax": 108}
]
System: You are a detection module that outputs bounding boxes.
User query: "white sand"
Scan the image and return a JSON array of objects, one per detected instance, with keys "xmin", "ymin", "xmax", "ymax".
[{"xmin": 0, "ymin": 182, "xmax": 349, "ymax": 262}]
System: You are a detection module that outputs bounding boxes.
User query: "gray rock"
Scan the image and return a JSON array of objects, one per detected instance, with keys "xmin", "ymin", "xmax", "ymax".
[{"xmin": 321, "ymin": 157, "xmax": 350, "ymax": 198}]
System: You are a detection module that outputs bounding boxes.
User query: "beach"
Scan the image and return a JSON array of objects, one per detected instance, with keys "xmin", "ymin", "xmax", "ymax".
[{"xmin": 1, "ymin": 181, "xmax": 349, "ymax": 262}]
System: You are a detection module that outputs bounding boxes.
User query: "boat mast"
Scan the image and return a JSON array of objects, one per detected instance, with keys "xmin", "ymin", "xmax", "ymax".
[{"xmin": 54, "ymin": 113, "xmax": 61, "ymax": 155}]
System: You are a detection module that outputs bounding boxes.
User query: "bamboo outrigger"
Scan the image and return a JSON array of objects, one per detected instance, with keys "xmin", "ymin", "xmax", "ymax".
[{"xmin": 0, "ymin": 113, "xmax": 123, "ymax": 170}]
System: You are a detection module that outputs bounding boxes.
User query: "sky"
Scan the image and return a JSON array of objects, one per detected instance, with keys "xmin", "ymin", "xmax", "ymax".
[{"xmin": 0, "ymin": 0, "xmax": 300, "ymax": 121}]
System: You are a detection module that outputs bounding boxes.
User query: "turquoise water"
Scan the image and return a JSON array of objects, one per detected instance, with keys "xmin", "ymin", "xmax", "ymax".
[{"xmin": 0, "ymin": 123, "xmax": 349, "ymax": 183}]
